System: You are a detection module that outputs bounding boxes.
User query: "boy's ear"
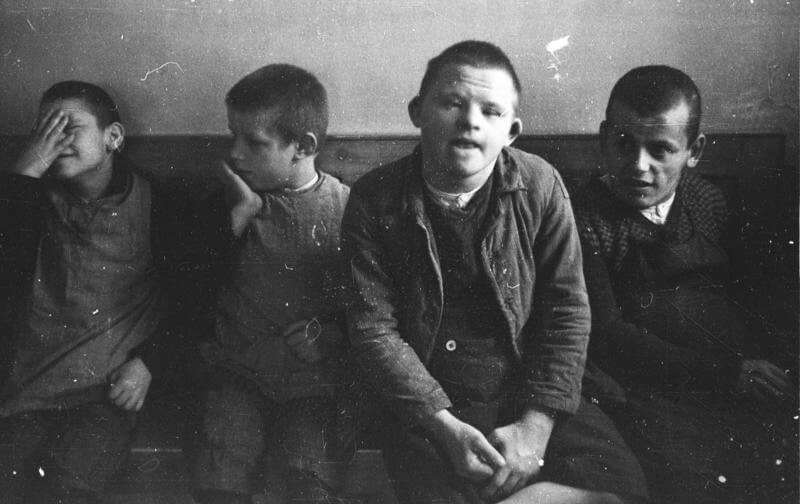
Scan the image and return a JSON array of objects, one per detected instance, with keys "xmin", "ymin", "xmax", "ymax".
[
  {"xmin": 293, "ymin": 132, "xmax": 319, "ymax": 159},
  {"xmin": 408, "ymin": 96, "xmax": 422, "ymax": 128},
  {"xmin": 506, "ymin": 118, "xmax": 522, "ymax": 146},
  {"xmin": 686, "ymin": 133, "xmax": 706, "ymax": 168},
  {"xmin": 106, "ymin": 122, "xmax": 125, "ymax": 152}
]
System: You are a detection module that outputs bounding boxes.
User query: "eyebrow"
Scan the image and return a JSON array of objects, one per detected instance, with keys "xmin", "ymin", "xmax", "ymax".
[
  {"xmin": 439, "ymin": 91, "xmax": 510, "ymax": 109},
  {"xmin": 648, "ymin": 139, "xmax": 681, "ymax": 148}
]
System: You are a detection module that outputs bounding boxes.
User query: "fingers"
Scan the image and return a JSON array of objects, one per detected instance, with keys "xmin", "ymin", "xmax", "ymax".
[
  {"xmin": 217, "ymin": 159, "xmax": 249, "ymax": 192},
  {"xmin": 109, "ymin": 380, "xmax": 148, "ymax": 411},
  {"xmin": 36, "ymin": 108, "xmax": 61, "ymax": 135},
  {"xmin": 43, "ymin": 113, "xmax": 68, "ymax": 140},
  {"xmin": 473, "ymin": 435, "xmax": 506, "ymax": 471},
  {"xmin": 55, "ymin": 131, "xmax": 75, "ymax": 151},
  {"xmin": 108, "ymin": 382, "xmax": 124, "ymax": 401},
  {"xmin": 109, "ymin": 383, "xmax": 130, "ymax": 406},
  {"xmin": 751, "ymin": 375, "xmax": 788, "ymax": 399},
  {"xmin": 123, "ymin": 392, "xmax": 138, "ymax": 411},
  {"xmin": 216, "ymin": 159, "xmax": 236, "ymax": 182},
  {"xmin": 498, "ymin": 472, "xmax": 525, "ymax": 500},
  {"xmin": 107, "ymin": 359, "xmax": 151, "ymax": 411},
  {"xmin": 481, "ymin": 464, "xmax": 512, "ymax": 499},
  {"xmin": 462, "ymin": 455, "xmax": 495, "ymax": 482},
  {"xmin": 458, "ymin": 436, "xmax": 504, "ymax": 482},
  {"xmin": 745, "ymin": 361, "xmax": 793, "ymax": 399},
  {"xmin": 757, "ymin": 363, "xmax": 792, "ymax": 394},
  {"xmin": 749, "ymin": 385, "xmax": 771, "ymax": 403}
]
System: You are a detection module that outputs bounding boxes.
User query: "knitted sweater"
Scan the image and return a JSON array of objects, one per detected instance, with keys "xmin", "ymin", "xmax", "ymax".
[{"xmin": 574, "ymin": 172, "xmax": 744, "ymax": 397}]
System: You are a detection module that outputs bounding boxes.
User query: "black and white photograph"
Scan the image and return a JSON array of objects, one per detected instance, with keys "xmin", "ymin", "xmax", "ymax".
[{"xmin": 0, "ymin": 1, "xmax": 797, "ymax": 503}]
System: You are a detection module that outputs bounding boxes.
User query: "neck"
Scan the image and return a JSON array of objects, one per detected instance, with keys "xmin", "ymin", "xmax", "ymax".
[
  {"xmin": 422, "ymin": 158, "xmax": 496, "ymax": 194},
  {"xmin": 284, "ymin": 158, "xmax": 317, "ymax": 190},
  {"xmin": 66, "ymin": 157, "xmax": 115, "ymax": 201}
]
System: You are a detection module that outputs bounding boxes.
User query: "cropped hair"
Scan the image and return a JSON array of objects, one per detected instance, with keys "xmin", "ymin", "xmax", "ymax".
[
  {"xmin": 418, "ymin": 40, "xmax": 521, "ymax": 105},
  {"xmin": 226, "ymin": 64, "xmax": 329, "ymax": 150},
  {"xmin": 41, "ymin": 81, "xmax": 121, "ymax": 127},
  {"xmin": 607, "ymin": 65, "xmax": 702, "ymax": 143}
]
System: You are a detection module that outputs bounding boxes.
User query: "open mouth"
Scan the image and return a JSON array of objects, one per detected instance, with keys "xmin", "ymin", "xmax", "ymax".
[
  {"xmin": 620, "ymin": 179, "xmax": 652, "ymax": 188},
  {"xmin": 450, "ymin": 138, "xmax": 480, "ymax": 150}
]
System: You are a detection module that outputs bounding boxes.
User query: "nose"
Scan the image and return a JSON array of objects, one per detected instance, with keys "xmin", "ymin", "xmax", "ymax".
[
  {"xmin": 632, "ymin": 147, "xmax": 650, "ymax": 173},
  {"xmin": 457, "ymin": 103, "xmax": 482, "ymax": 130},
  {"xmin": 230, "ymin": 136, "xmax": 245, "ymax": 161}
]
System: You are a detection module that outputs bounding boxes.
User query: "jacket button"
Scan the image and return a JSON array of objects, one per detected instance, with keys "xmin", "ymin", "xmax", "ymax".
[{"xmin": 445, "ymin": 340, "xmax": 457, "ymax": 352}]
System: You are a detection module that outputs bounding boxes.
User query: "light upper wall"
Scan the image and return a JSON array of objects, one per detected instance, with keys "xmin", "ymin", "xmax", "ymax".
[{"xmin": 0, "ymin": 0, "xmax": 797, "ymax": 141}]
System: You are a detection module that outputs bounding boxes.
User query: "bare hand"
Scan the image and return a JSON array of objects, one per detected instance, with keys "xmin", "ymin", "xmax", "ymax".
[
  {"xmin": 217, "ymin": 160, "xmax": 263, "ymax": 237},
  {"xmin": 424, "ymin": 409, "xmax": 506, "ymax": 483},
  {"xmin": 9, "ymin": 108, "xmax": 74, "ymax": 178},
  {"xmin": 481, "ymin": 409, "xmax": 553, "ymax": 501},
  {"xmin": 108, "ymin": 357, "xmax": 152, "ymax": 411},
  {"xmin": 735, "ymin": 359, "xmax": 792, "ymax": 402},
  {"xmin": 283, "ymin": 318, "xmax": 343, "ymax": 363}
]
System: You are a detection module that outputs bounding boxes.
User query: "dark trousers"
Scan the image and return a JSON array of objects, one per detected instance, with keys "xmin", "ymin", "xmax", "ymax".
[
  {"xmin": 0, "ymin": 402, "xmax": 134, "ymax": 504},
  {"xmin": 386, "ymin": 336, "xmax": 648, "ymax": 503}
]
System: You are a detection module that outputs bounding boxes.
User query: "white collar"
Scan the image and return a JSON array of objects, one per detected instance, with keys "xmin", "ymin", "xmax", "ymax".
[
  {"xmin": 284, "ymin": 171, "xmax": 319, "ymax": 193},
  {"xmin": 423, "ymin": 177, "xmax": 486, "ymax": 209},
  {"xmin": 639, "ymin": 192, "xmax": 676, "ymax": 225}
]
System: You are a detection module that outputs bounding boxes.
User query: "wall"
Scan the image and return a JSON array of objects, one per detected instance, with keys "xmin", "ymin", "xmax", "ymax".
[{"xmin": 0, "ymin": 1, "xmax": 797, "ymax": 143}]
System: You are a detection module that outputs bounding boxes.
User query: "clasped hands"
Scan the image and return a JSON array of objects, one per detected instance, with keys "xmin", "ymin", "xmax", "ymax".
[{"xmin": 424, "ymin": 408, "xmax": 553, "ymax": 502}]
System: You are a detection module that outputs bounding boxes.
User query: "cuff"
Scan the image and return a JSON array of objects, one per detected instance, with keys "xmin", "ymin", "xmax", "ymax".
[
  {"xmin": 0, "ymin": 173, "xmax": 44, "ymax": 201},
  {"xmin": 396, "ymin": 389, "xmax": 454, "ymax": 428},
  {"xmin": 129, "ymin": 334, "xmax": 164, "ymax": 378}
]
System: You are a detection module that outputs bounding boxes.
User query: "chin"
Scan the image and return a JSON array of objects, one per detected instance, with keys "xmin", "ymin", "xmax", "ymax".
[
  {"xmin": 447, "ymin": 159, "xmax": 489, "ymax": 177},
  {"xmin": 50, "ymin": 164, "xmax": 76, "ymax": 179},
  {"xmin": 613, "ymin": 187, "xmax": 656, "ymax": 209}
]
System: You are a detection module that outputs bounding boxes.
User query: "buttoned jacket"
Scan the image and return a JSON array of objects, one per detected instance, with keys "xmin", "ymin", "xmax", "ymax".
[{"xmin": 342, "ymin": 146, "xmax": 590, "ymax": 426}]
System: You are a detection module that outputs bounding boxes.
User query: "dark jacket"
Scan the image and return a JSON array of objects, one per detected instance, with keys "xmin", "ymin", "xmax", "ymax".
[{"xmin": 341, "ymin": 146, "xmax": 590, "ymax": 426}]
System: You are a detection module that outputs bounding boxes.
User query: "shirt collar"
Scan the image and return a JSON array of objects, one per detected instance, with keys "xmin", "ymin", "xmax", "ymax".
[
  {"xmin": 282, "ymin": 171, "xmax": 319, "ymax": 193},
  {"xmin": 639, "ymin": 191, "xmax": 675, "ymax": 225},
  {"xmin": 422, "ymin": 176, "xmax": 486, "ymax": 209},
  {"xmin": 599, "ymin": 174, "xmax": 676, "ymax": 226}
]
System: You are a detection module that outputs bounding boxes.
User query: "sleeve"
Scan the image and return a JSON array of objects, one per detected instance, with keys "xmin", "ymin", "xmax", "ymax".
[
  {"xmin": 0, "ymin": 174, "xmax": 45, "ymax": 380},
  {"xmin": 129, "ymin": 188, "xmax": 234, "ymax": 378},
  {"xmin": 127, "ymin": 187, "xmax": 183, "ymax": 378},
  {"xmin": 341, "ymin": 185, "xmax": 452, "ymax": 426},
  {"xmin": 579, "ymin": 222, "xmax": 742, "ymax": 394},
  {"xmin": 178, "ymin": 190, "xmax": 237, "ymax": 341},
  {"xmin": 519, "ymin": 171, "xmax": 590, "ymax": 416},
  {"xmin": 0, "ymin": 174, "xmax": 45, "ymax": 265}
]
